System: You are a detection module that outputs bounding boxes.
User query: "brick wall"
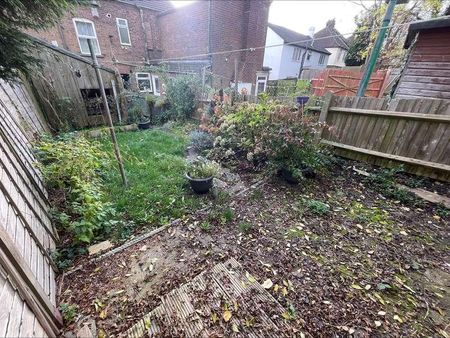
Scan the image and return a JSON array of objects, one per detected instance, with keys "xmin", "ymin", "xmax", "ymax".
[
  {"xmin": 26, "ymin": 1, "xmax": 160, "ymax": 74},
  {"xmin": 158, "ymin": 0, "xmax": 270, "ymax": 89}
]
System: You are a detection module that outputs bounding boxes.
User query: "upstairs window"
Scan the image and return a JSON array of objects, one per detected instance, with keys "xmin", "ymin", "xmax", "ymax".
[
  {"xmin": 319, "ymin": 54, "xmax": 325, "ymax": 65},
  {"xmin": 136, "ymin": 73, "xmax": 153, "ymax": 92},
  {"xmin": 116, "ymin": 18, "xmax": 131, "ymax": 46},
  {"xmin": 293, "ymin": 47, "xmax": 302, "ymax": 61},
  {"xmin": 73, "ymin": 19, "xmax": 100, "ymax": 55}
]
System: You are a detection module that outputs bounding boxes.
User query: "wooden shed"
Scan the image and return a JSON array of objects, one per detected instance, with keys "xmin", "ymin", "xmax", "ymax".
[{"xmin": 395, "ymin": 15, "xmax": 450, "ymax": 99}]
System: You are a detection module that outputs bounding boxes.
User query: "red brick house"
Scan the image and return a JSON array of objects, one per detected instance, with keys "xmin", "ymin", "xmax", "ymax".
[{"xmin": 27, "ymin": 0, "xmax": 271, "ymax": 95}]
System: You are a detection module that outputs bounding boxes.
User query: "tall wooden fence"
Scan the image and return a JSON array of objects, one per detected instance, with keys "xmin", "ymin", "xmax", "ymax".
[
  {"xmin": 27, "ymin": 37, "xmax": 125, "ymax": 131},
  {"xmin": 311, "ymin": 69, "xmax": 390, "ymax": 98},
  {"xmin": 0, "ymin": 79, "xmax": 61, "ymax": 337},
  {"xmin": 318, "ymin": 94, "xmax": 450, "ymax": 181}
]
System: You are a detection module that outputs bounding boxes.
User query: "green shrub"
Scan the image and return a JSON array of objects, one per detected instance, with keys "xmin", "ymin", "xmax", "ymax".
[
  {"xmin": 200, "ymin": 221, "xmax": 212, "ymax": 232},
  {"xmin": 186, "ymin": 158, "xmax": 220, "ymax": 179},
  {"xmin": 35, "ymin": 135, "xmax": 116, "ymax": 243},
  {"xmin": 209, "ymin": 100, "xmax": 331, "ymax": 180},
  {"xmin": 189, "ymin": 130, "xmax": 214, "ymax": 152},
  {"xmin": 166, "ymin": 75, "xmax": 201, "ymax": 120},
  {"xmin": 59, "ymin": 303, "xmax": 78, "ymax": 323},
  {"xmin": 222, "ymin": 207, "xmax": 234, "ymax": 223}
]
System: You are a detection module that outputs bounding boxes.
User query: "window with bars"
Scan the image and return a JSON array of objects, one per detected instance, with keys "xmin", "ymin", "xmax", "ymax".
[
  {"xmin": 116, "ymin": 18, "xmax": 131, "ymax": 45},
  {"xmin": 73, "ymin": 19, "xmax": 100, "ymax": 55}
]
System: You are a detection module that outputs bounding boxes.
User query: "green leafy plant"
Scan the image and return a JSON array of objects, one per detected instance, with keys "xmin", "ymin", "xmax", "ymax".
[
  {"xmin": 347, "ymin": 202, "xmax": 391, "ymax": 225},
  {"xmin": 59, "ymin": 303, "xmax": 78, "ymax": 323},
  {"xmin": 305, "ymin": 199, "xmax": 330, "ymax": 215},
  {"xmin": 166, "ymin": 75, "xmax": 201, "ymax": 120},
  {"xmin": 200, "ymin": 221, "xmax": 212, "ymax": 232},
  {"xmin": 189, "ymin": 130, "xmax": 214, "ymax": 152},
  {"xmin": 238, "ymin": 221, "xmax": 253, "ymax": 234},
  {"xmin": 35, "ymin": 135, "xmax": 115, "ymax": 243},
  {"xmin": 186, "ymin": 158, "xmax": 220, "ymax": 179},
  {"xmin": 222, "ymin": 207, "xmax": 234, "ymax": 223}
]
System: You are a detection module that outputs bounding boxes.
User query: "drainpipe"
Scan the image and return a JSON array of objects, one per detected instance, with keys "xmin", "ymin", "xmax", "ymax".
[
  {"xmin": 208, "ymin": 0, "xmax": 212, "ymax": 63},
  {"xmin": 139, "ymin": 7, "xmax": 150, "ymax": 63}
]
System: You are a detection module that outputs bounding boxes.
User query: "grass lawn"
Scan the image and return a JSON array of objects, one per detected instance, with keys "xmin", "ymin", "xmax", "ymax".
[{"xmin": 100, "ymin": 124, "xmax": 200, "ymax": 233}]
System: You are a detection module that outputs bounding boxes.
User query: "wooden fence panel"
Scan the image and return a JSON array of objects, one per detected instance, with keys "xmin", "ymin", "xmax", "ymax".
[
  {"xmin": 311, "ymin": 69, "xmax": 390, "ymax": 98},
  {"xmin": 0, "ymin": 79, "xmax": 61, "ymax": 336},
  {"xmin": 320, "ymin": 94, "xmax": 450, "ymax": 181}
]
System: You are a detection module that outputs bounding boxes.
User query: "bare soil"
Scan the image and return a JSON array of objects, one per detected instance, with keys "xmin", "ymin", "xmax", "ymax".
[{"xmin": 60, "ymin": 161, "xmax": 449, "ymax": 337}]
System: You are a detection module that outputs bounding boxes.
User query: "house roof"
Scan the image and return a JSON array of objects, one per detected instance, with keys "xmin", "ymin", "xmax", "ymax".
[
  {"xmin": 268, "ymin": 23, "xmax": 331, "ymax": 55},
  {"xmin": 118, "ymin": 0, "xmax": 174, "ymax": 12},
  {"xmin": 313, "ymin": 19, "xmax": 350, "ymax": 50},
  {"xmin": 404, "ymin": 15, "xmax": 450, "ymax": 48}
]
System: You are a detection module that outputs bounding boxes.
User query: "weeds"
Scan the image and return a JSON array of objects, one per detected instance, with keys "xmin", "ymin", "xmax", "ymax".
[
  {"xmin": 200, "ymin": 221, "xmax": 212, "ymax": 232},
  {"xmin": 221, "ymin": 207, "xmax": 234, "ymax": 223},
  {"xmin": 305, "ymin": 199, "xmax": 330, "ymax": 215},
  {"xmin": 60, "ymin": 303, "xmax": 78, "ymax": 323},
  {"xmin": 347, "ymin": 202, "xmax": 390, "ymax": 225},
  {"xmin": 238, "ymin": 221, "xmax": 253, "ymax": 234}
]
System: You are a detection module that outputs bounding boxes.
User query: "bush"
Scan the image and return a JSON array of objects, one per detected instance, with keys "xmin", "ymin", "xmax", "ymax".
[
  {"xmin": 305, "ymin": 199, "xmax": 330, "ymax": 215},
  {"xmin": 35, "ymin": 135, "xmax": 116, "ymax": 243},
  {"xmin": 186, "ymin": 158, "xmax": 220, "ymax": 179},
  {"xmin": 166, "ymin": 75, "xmax": 201, "ymax": 120},
  {"xmin": 189, "ymin": 131, "xmax": 214, "ymax": 152},
  {"xmin": 208, "ymin": 99, "xmax": 331, "ymax": 180}
]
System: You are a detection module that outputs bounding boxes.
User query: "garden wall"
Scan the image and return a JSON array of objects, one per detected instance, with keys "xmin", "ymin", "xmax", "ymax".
[
  {"xmin": 319, "ymin": 93, "xmax": 450, "ymax": 181},
  {"xmin": 0, "ymin": 79, "xmax": 61, "ymax": 336}
]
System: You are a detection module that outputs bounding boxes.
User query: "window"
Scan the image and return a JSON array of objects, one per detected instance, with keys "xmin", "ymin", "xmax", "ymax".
[
  {"xmin": 152, "ymin": 75, "xmax": 160, "ymax": 96},
  {"xmin": 293, "ymin": 47, "xmax": 302, "ymax": 61},
  {"xmin": 306, "ymin": 51, "xmax": 312, "ymax": 61},
  {"xmin": 73, "ymin": 19, "xmax": 100, "ymax": 55},
  {"xmin": 255, "ymin": 75, "xmax": 267, "ymax": 95},
  {"xmin": 136, "ymin": 73, "xmax": 152, "ymax": 92},
  {"xmin": 116, "ymin": 18, "xmax": 131, "ymax": 46},
  {"xmin": 319, "ymin": 54, "xmax": 325, "ymax": 65}
]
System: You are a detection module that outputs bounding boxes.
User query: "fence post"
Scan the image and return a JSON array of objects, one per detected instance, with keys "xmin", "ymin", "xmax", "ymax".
[{"xmin": 317, "ymin": 92, "xmax": 333, "ymax": 141}]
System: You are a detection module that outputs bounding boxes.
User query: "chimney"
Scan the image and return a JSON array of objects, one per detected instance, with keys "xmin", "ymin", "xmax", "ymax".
[{"xmin": 326, "ymin": 19, "xmax": 336, "ymax": 28}]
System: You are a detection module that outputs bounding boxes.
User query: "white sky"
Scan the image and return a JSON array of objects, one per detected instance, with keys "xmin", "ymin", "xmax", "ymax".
[{"xmin": 170, "ymin": 0, "xmax": 365, "ymax": 37}]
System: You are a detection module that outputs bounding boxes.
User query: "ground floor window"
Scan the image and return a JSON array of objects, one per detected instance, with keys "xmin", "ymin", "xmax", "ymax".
[
  {"xmin": 136, "ymin": 73, "xmax": 153, "ymax": 92},
  {"xmin": 255, "ymin": 75, "xmax": 268, "ymax": 95}
]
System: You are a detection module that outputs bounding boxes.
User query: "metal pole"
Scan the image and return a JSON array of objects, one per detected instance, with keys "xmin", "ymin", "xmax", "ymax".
[
  {"xmin": 87, "ymin": 39, "xmax": 128, "ymax": 188},
  {"xmin": 356, "ymin": 0, "xmax": 397, "ymax": 97}
]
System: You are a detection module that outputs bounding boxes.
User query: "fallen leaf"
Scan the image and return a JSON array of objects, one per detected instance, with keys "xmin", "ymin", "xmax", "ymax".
[
  {"xmin": 223, "ymin": 310, "xmax": 232, "ymax": 322},
  {"xmin": 262, "ymin": 279, "xmax": 273, "ymax": 289},
  {"xmin": 281, "ymin": 311, "xmax": 292, "ymax": 320},
  {"xmin": 351, "ymin": 284, "xmax": 363, "ymax": 290},
  {"xmin": 282, "ymin": 287, "xmax": 288, "ymax": 296},
  {"xmin": 99, "ymin": 309, "xmax": 108, "ymax": 319},
  {"xmin": 98, "ymin": 329, "xmax": 106, "ymax": 338},
  {"xmin": 374, "ymin": 320, "xmax": 382, "ymax": 327},
  {"xmin": 393, "ymin": 314, "xmax": 403, "ymax": 323},
  {"xmin": 246, "ymin": 271, "xmax": 256, "ymax": 283},
  {"xmin": 232, "ymin": 323, "xmax": 239, "ymax": 333},
  {"xmin": 378, "ymin": 311, "xmax": 386, "ymax": 316},
  {"xmin": 365, "ymin": 284, "xmax": 372, "ymax": 290},
  {"xmin": 274, "ymin": 284, "xmax": 279, "ymax": 292},
  {"xmin": 211, "ymin": 313, "xmax": 218, "ymax": 323},
  {"xmin": 144, "ymin": 318, "xmax": 151, "ymax": 329},
  {"xmin": 377, "ymin": 283, "xmax": 391, "ymax": 291}
]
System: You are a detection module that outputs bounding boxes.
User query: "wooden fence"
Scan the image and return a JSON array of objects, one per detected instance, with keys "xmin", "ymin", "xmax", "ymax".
[
  {"xmin": 0, "ymin": 79, "xmax": 61, "ymax": 337},
  {"xmin": 311, "ymin": 69, "xmax": 390, "ymax": 98},
  {"xmin": 27, "ymin": 37, "xmax": 125, "ymax": 131},
  {"xmin": 318, "ymin": 93, "xmax": 450, "ymax": 181}
]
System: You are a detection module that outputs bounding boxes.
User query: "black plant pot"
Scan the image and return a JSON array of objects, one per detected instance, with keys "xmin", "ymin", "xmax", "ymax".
[
  {"xmin": 138, "ymin": 120, "xmax": 151, "ymax": 130},
  {"xmin": 186, "ymin": 174, "xmax": 213, "ymax": 194},
  {"xmin": 280, "ymin": 168, "xmax": 300, "ymax": 184}
]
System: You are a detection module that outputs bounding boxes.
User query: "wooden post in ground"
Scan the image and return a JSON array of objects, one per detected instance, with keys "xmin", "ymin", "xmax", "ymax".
[
  {"xmin": 87, "ymin": 39, "xmax": 128, "ymax": 188},
  {"xmin": 316, "ymin": 92, "xmax": 333, "ymax": 142}
]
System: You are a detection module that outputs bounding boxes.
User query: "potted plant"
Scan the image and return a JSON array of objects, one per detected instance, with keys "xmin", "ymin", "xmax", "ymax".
[
  {"xmin": 186, "ymin": 158, "xmax": 220, "ymax": 194},
  {"xmin": 129, "ymin": 105, "xmax": 151, "ymax": 130}
]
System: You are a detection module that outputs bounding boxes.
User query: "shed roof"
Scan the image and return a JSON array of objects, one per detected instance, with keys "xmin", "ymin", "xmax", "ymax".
[
  {"xmin": 268, "ymin": 23, "xmax": 331, "ymax": 55},
  {"xmin": 404, "ymin": 15, "xmax": 450, "ymax": 48},
  {"xmin": 118, "ymin": 0, "xmax": 174, "ymax": 12}
]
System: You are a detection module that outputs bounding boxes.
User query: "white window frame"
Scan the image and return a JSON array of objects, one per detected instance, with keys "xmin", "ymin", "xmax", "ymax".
[
  {"xmin": 136, "ymin": 72, "xmax": 153, "ymax": 92},
  {"xmin": 73, "ymin": 18, "xmax": 101, "ymax": 55},
  {"xmin": 255, "ymin": 74, "xmax": 268, "ymax": 95},
  {"xmin": 152, "ymin": 75, "xmax": 160, "ymax": 96},
  {"xmin": 116, "ymin": 18, "xmax": 131, "ymax": 46}
]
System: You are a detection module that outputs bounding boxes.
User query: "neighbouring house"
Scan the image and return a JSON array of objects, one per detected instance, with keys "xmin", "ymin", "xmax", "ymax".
[
  {"xmin": 313, "ymin": 19, "xmax": 349, "ymax": 68},
  {"xmin": 263, "ymin": 23, "xmax": 330, "ymax": 80},
  {"xmin": 26, "ymin": 0, "xmax": 270, "ymax": 95},
  {"xmin": 394, "ymin": 14, "xmax": 450, "ymax": 99},
  {"xmin": 158, "ymin": 0, "xmax": 271, "ymax": 94}
]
